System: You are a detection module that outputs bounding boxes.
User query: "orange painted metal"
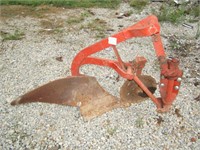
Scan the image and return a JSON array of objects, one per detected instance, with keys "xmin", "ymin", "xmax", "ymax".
[
  {"xmin": 71, "ymin": 15, "xmax": 183, "ymax": 111},
  {"xmin": 132, "ymin": 75, "xmax": 162, "ymax": 108},
  {"xmin": 159, "ymin": 58, "xmax": 183, "ymax": 111},
  {"xmin": 131, "ymin": 56, "xmax": 147, "ymax": 75},
  {"xmin": 112, "ymin": 45, "xmax": 126, "ymax": 71},
  {"xmin": 71, "ymin": 15, "xmax": 163, "ymax": 76}
]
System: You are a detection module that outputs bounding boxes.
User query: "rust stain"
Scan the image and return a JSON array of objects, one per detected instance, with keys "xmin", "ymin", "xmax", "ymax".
[{"xmin": 11, "ymin": 75, "xmax": 157, "ymax": 120}]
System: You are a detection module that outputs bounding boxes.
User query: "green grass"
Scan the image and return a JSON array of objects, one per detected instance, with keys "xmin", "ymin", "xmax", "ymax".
[
  {"xmin": 157, "ymin": 5, "xmax": 185, "ymax": 24},
  {"xmin": 129, "ymin": 0, "xmax": 149, "ymax": 10},
  {"xmin": 84, "ymin": 18, "xmax": 108, "ymax": 38},
  {"xmin": 167, "ymin": 35, "xmax": 196, "ymax": 57},
  {"xmin": 87, "ymin": 18, "xmax": 107, "ymax": 32},
  {"xmin": 1, "ymin": 30, "xmax": 25, "ymax": 41},
  {"xmin": 0, "ymin": 0, "xmax": 121, "ymax": 8},
  {"xmin": 107, "ymin": 126, "xmax": 117, "ymax": 136},
  {"xmin": 153, "ymin": 1, "xmax": 200, "ymax": 24},
  {"xmin": 135, "ymin": 117, "xmax": 144, "ymax": 128},
  {"xmin": 67, "ymin": 16, "xmax": 85, "ymax": 24},
  {"xmin": 66, "ymin": 11, "xmax": 92, "ymax": 25}
]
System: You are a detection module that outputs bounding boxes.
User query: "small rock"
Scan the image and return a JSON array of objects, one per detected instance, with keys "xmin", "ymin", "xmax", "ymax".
[
  {"xmin": 117, "ymin": 13, "xmax": 124, "ymax": 19},
  {"xmin": 156, "ymin": 116, "xmax": 164, "ymax": 125},
  {"xmin": 106, "ymin": 29, "xmax": 115, "ymax": 32},
  {"xmin": 117, "ymin": 16, "xmax": 123, "ymax": 19},
  {"xmin": 175, "ymin": 108, "xmax": 182, "ymax": 117},
  {"xmin": 49, "ymin": 146, "xmax": 60, "ymax": 150},
  {"xmin": 194, "ymin": 81, "xmax": 199, "ymax": 86},
  {"xmin": 194, "ymin": 94, "xmax": 200, "ymax": 102},
  {"xmin": 123, "ymin": 11, "xmax": 132, "ymax": 17},
  {"xmin": 190, "ymin": 137, "xmax": 196, "ymax": 142},
  {"xmin": 55, "ymin": 56, "xmax": 63, "ymax": 62}
]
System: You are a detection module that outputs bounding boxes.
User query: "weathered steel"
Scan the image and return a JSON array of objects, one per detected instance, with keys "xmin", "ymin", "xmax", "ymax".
[{"xmin": 11, "ymin": 15, "xmax": 183, "ymax": 119}]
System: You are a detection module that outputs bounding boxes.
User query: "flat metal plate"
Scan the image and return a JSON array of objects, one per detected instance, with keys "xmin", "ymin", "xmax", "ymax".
[
  {"xmin": 11, "ymin": 76, "xmax": 120, "ymax": 120},
  {"xmin": 11, "ymin": 75, "xmax": 156, "ymax": 120},
  {"xmin": 120, "ymin": 75, "xmax": 157, "ymax": 105}
]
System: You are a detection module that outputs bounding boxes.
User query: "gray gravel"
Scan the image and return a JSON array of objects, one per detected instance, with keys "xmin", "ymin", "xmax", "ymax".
[{"xmin": 1, "ymin": 3, "xmax": 200, "ymax": 150}]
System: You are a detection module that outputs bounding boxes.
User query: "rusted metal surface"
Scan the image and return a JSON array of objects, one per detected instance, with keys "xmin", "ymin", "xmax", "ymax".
[
  {"xmin": 11, "ymin": 76, "xmax": 103, "ymax": 106},
  {"xmin": 11, "ymin": 15, "xmax": 183, "ymax": 119},
  {"xmin": 70, "ymin": 15, "xmax": 183, "ymax": 111},
  {"xmin": 11, "ymin": 75, "xmax": 157, "ymax": 120},
  {"xmin": 11, "ymin": 76, "xmax": 121, "ymax": 120},
  {"xmin": 120, "ymin": 75, "xmax": 157, "ymax": 105}
]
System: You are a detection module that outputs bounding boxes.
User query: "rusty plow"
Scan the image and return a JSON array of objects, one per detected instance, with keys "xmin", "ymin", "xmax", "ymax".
[{"xmin": 11, "ymin": 15, "xmax": 183, "ymax": 120}]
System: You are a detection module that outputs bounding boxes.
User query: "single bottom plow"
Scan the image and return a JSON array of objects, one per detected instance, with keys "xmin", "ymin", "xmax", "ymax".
[{"xmin": 11, "ymin": 15, "xmax": 183, "ymax": 120}]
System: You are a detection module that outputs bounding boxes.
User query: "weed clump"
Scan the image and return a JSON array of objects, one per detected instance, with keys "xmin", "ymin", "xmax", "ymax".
[
  {"xmin": 67, "ymin": 11, "xmax": 92, "ymax": 25},
  {"xmin": 135, "ymin": 117, "xmax": 144, "ymax": 128},
  {"xmin": 157, "ymin": 5, "xmax": 185, "ymax": 24},
  {"xmin": 81, "ymin": 18, "xmax": 108, "ymax": 39},
  {"xmin": 153, "ymin": 1, "xmax": 200, "ymax": 24},
  {"xmin": 1, "ymin": 30, "xmax": 25, "ymax": 41},
  {"xmin": 129, "ymin": 0, "xmax": 149, "ymax": 10}
]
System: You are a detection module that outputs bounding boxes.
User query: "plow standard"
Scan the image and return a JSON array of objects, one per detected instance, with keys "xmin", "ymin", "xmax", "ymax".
[{"xmin": 11, "ymin": 15, "xmax": 183, "ymax": 120}]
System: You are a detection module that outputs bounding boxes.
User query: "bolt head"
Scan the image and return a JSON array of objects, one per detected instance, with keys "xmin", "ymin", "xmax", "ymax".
[
  {"xmin": 174, "ymin": 86, "xmax": 179, "ymax": 90},
  {"xmin": 177, "ymin": 77, "xmax": 182, "ymax": 82},
  {"xmin": 160, "ymin": 83, "xmax": 165, "ymax": 87}
]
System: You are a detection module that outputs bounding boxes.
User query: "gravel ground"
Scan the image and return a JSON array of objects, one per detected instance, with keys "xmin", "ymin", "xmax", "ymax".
[{"xmin": 0, "ymin": 3, "xmax": 200, "ymax": 150}]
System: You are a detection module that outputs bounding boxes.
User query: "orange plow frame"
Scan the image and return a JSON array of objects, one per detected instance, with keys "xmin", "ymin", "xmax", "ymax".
[{"xmin": 71, "ymin": 15, "xmax": 183, "ymax": 112}]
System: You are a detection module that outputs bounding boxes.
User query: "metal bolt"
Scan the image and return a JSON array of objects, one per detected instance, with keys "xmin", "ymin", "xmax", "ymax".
[
  {"xmin": 177, "ymin": 77, "xmax": 182, "ymax": 82},
  {"xmin": 160, "ymin": 83, "xmax": 165, "ymax": 87},
  {"xmin": 174, "ymin": 86, "xmax": 179, "ymax": 90}
]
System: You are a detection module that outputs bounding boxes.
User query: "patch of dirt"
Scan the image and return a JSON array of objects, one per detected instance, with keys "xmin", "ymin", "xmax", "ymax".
[
  {"xmin": 0, "ymin": 5, "xmax": 63, "ymax": 20},
  {"xmin": 39, "ymin": 18, "xmax": 65, "ymax": 34},
  {"xmin": 40, "ymin": 19, "xmax": 64, "ymax": 29}
]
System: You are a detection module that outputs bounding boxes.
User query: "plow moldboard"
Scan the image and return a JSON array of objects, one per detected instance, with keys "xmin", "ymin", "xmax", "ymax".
[{"xmin": 11, "ymin": 76, "xmax": 156, "ymax": 120}]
